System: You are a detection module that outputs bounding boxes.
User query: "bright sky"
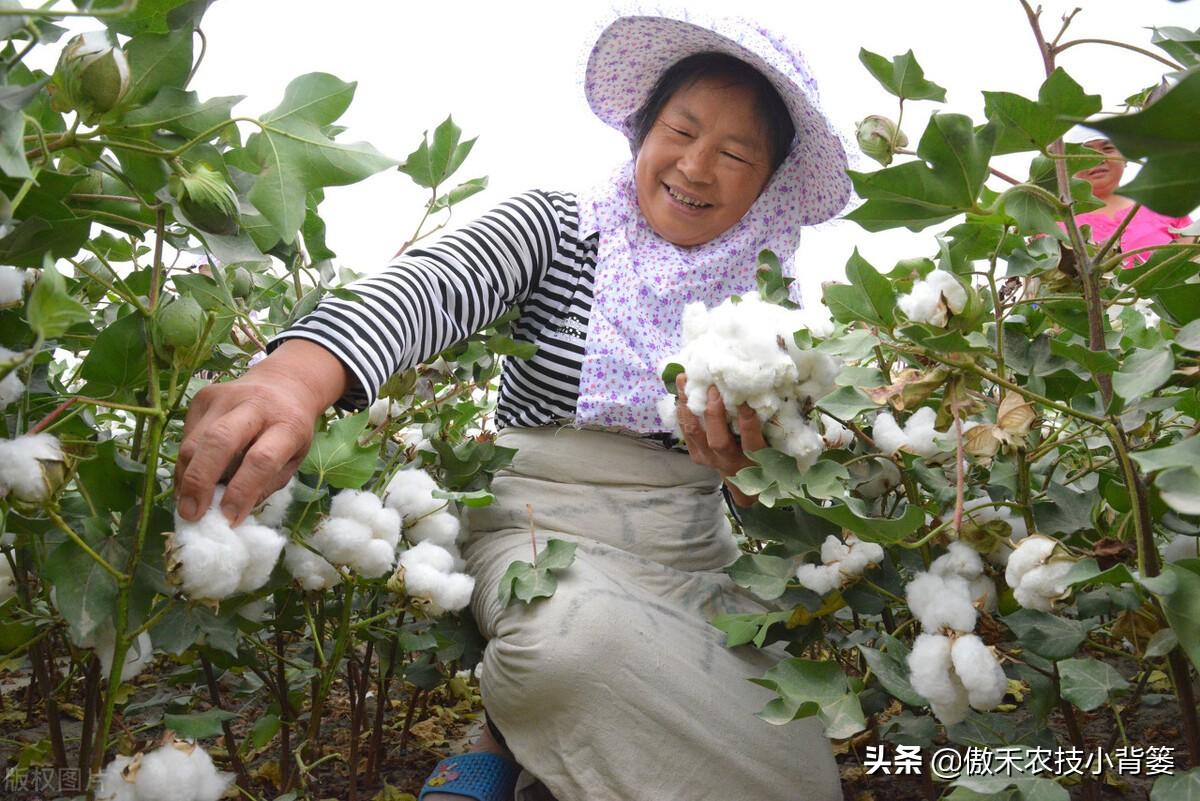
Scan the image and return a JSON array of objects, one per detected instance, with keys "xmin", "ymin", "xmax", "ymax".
[{"xmin": 53, "ymin": 1, "xmax": 1200, "ymax": 304}]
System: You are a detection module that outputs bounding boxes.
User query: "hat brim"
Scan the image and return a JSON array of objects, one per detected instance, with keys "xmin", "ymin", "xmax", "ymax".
[{"xmin": 584, "ymin": 14, "xmax": 851, "ymax": 226}]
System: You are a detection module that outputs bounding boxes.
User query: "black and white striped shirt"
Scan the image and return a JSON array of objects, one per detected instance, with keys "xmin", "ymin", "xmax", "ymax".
[{"xmin": 273, "ymin": 190, "xmax": 599, "ymax": 430}]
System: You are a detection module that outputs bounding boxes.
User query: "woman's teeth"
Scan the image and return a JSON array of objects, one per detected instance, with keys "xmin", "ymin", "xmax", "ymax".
[{"xmin": 666, "ymin": 185, "xmax": 710, "ymax": 208}]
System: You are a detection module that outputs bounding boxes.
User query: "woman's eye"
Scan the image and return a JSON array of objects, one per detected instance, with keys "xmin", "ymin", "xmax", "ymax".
[
  {"xmin": 722, "ymin": 152, "xmax": 749, "ymax": 164},
  {"xmin": 665, "ymin": 124, "xmax": 693, "ymax": 138}
]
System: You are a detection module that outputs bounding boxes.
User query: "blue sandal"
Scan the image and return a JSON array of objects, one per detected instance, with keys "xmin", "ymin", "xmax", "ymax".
[{"xmin": 418, "ymin": 752, "xmax": 522, "ymax": 801}]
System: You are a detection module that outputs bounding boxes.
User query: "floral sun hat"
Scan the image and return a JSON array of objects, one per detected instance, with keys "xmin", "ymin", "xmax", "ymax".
[{"xmin": 572, "ymin": 9, "xmax": 852, "ymax": 434}]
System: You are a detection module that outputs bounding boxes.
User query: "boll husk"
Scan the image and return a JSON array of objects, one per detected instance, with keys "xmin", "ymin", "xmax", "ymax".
[
  {"xmin": 390, "ymin": 541, "xmax": 474, "ymax": 615},
  {"xmin": 856, "ymin": 114, "xmax": 908, "ymax": 166},
  {"xmin": 0, "ymin": 433, "xmax": 67, "ymax": 505},
  {"xmin": 50, "ymin": 31, "xmax": 130, "ymax": 122},
  {"xmin": 1005, "ymin": 535, "xmax": 1075, "ymax": 611},
  {"xmin": 170, "ymin": 164, "xmax": 241, "ymax": 236},
  {"xmin": 660, "ymin": 291, "xmax": 839, "ymax": 469},
  {"xmin": 0, "ymin": 266, "xmax": 25, "ymax": 308},
  {"xmin": 897, "ymin": 270, "xmax": 968, "ymax": 328}
]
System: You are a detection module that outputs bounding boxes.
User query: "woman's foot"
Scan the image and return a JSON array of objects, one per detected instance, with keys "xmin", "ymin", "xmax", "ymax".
[{"xmin": 421, "ymin": 721, "xmax": 518, "ymax": 801}]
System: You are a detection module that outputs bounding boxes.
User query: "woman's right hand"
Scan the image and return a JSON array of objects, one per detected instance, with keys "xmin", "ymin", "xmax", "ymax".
[{"xmin": 174, "ymin": 339, "xmax": 350, "ymax": 526}]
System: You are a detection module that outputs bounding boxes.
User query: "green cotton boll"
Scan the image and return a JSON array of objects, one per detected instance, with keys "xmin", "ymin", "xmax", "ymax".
[
  {"xmin": 230, "ymin": 267, "xmax": 253, "ymax": 300},
  {"xmin": 152, "ymin": 295, "xmax": 206, "ymax": 367},
  {"xmin": 170, "ymin": 165, "xmax": 241, "ymax": 236},
  {"xmin": 855, "ymin": 115, "xmax": 908, "ymax": 167},
  {"xmin": 49, "ymin": 31, "xmax": 130, "ymax": 122}
]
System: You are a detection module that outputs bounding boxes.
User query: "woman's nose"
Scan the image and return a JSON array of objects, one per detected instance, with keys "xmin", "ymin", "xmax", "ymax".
[{"xmin": 677, "ymin": 143, "xmax": 716, "ymax": 184}]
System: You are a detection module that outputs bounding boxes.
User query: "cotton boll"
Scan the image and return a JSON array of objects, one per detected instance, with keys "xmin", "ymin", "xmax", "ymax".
[
  {"xmin": 400, "ymin": 540, "xmax": 458, "ymax": 574},
  {"xmin": 352, "ymin": 538, "xmax": 396, "ymax": 579},
  {"xmin": 429, "ymin": 571, "xmax": 475, "ymax": 614},
  {"xmin": 284, "ymin": 543, "xmax": 341, "ymax": 591},
  {"xmin": 0, "ymin": 266, "xmax": 24, "ymax": 307},
  {"xmin": 0, "ymin": 433, "xmax": 65, "ymax": 503},
  {"xmin": 926, "ymin": 270, "xmax": 968, "ymax": 313},
  {"xmin": 907, "ymin": 633, "xmax": 961, "ymax": 707},
  {"xmin": 368, "ymin": 398, "xmax": 392, "ymax": 426},
  {"xmin": 255, "ymin": 479, "xmax": 295, "ymax": 528},
  {"xmin": 906, "ymin": 572, "xmax": 978, "ymax": 633},
  {"xmin": 796, "ymin": 562, "xmax": 842, "ymax": 595},
  {"xmin": 1163, "ymin": 534, "xmax": 1199, "ymax": 563},
  {"xmin": 872, "ymin": 413, "xmax": 907, "ymax": 456},
  {"xmin": 168, "ymin": 517, "xmax": 250, "ymax": 601},
  {"xmin": 1004, "ymin": 535, "xmax": 1059, "ymax": 588},
  {"xmin": 0, "ymin": 347, "xmax": 25, "ymax": 407},
  {"xmin": 931, "ymin": 541, "xmax": 984, "ymax": 580},
  {"xmin": 311, "ymin": 517, "xmax": 372, "ymax": 566},
  {"xmin": 853, "ymin": 459, "xmax": 901, "ymax": 499},
  {"xmin": 820, "ymin": 535, "xmax": 851, "ymax": 564},
  {"xmin": 401, "ymin": 561, "xmax": 475, "ymax": 615},
  {"xmin": 902, "ymin": 407, "xmax": 939, "ymax": 457},
  {"xmin": 0, "ymin": 555, "xmax": 14, "ymax": 604},
  {"xmin": 330, "ymin": 489, "xmax": 385, "ymax": 526},
  {"xmin": 763, "ymin": 409, "xmax": 824, "ymax": 469},
  {"xmin": 136, "ymin": 741, "xmax": 233, "ymax": 801},
  {"xmin": 968, "ymin": 575, "xmax": 998, "ymax": 613},
  {"xmin": 841, "ymin": 538, "xmax": 885, "ymax": 575},
  {"xmin": 406, "ymin": 511, "xmax": 460, "ymax": 549},
  {"xmin": 384, "ymin": 469, "xmax": 444, "ymax": 522},
  {"xmin": 657, "ymin": 394, "xmax": 684, "ymax": 439},
  {"xmin": 950, "ymin": 633, "xmax": 1008, "ymax": 711},
  {"xmin": 95, "ymin": 755, "xmax": 138, "ymax": 801},
  {"xmin": 929, "ymin": 691, "xmax": 972, "ymax": 727},
  {"xmin": 899, "ymin": 271, "xmax": 967, "ymax": 327},
  {"xmin": 234, "ymin": 523, "xmax": 286, "ymax": 593},
  {"xmin": 820, "ymin": 414, "xmax": 854, "ymax": 449},
  {"xmin": 1014, "ymin": 560, "xmax": 1074, "ymax": 611},
  {"xmin": 370, "ymin": 507, "xmax": 402, "ymax": 549}
]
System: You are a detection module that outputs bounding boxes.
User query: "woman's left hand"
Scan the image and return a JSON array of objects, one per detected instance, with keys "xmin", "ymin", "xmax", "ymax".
[{"xmin": 675, "ymin": 373, "xmax": 765, "ymax": 508}]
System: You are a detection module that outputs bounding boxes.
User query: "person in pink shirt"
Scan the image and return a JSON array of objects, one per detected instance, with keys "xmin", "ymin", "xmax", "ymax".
[{"xmin": 1071, "ymin": 136, "xmax": 1193, "ymax": 267}]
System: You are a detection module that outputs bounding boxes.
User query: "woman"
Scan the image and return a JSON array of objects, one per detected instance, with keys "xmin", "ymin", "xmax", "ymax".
[{"xmin": 175, "ymin": 12, "xmax": 851, "ymax": 801}]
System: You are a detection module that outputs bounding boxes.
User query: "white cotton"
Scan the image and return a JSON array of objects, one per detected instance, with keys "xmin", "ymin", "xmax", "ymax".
[
  {"xmin": 0, "ymin": 433, "xmax": 64, "ymax": 503},
  {"xmin": 400, "ymin": 561, "xmax": 474, "ymax": 615},
  {"xmin": 965, "ymin": 498, "xmax": 1028, "ymax": 542},
  {"xmin": 400, "ymin": 541, "xmax": 458, "ymax": 574},
  {"xmin": 135, "ymin": 741, "xmax": 234, "ymax": 801},
  {"xmin": 906, "ymin": 571, "xmax": 978, "ymax": 633},
  {"xmin": 368, "ymin": 398, "xmax": 392, "ymax": 427},
  {"xmin": 94, "ymin": 628, "xmax": 153, "ymax": 683},
  {"xmin": 95, "ymin": 755, "xmax": 138, "ymax": 801},
  {"xmin": 352, "ymin": 538, "xmax": 396, "ymax": 579},
  {"xmin": 907, "ymin": 633, "xmax": 961, "ymax": 707},
  {"xmin": 902, "ymin": 407, "xmax": 939, "ymax": 457},
  {"xmin": 234, "ymin": 522, "xmax": 286, "ymax": 593},
  {"xmin": 0, "ymin": 555, "xmax": 14, "ymax": 604},
  {"xmin": 871, "ymin": 413, "xmax": 908, "ymax": 456},
  {"xmin": 820, "ymin": 414, "xmax": 854, "ymax": 449},
  {"xmin": 763, "ymin": 408, "xmax": 824, "ymax": 468},
  {"xmin": 384, "ymin": 469, "xmax": 445, "ymax": 522},
  {"xmin": 796, "ymin": 562, "xmax": 842, "ymax": 594},
  {"xmin": 968, "ymin": 575, "xmax": 998, "ymax": 614},
  {"xmin": 1163, "ymin": 534, "xmax": 1199, "ymax": 563},
  {"xmin": 0, "ymin": 266, "xmax": 24, "ymax": 307},
  {"xmin": 796, "ymin": 306, "xmax": 835, "ymax": 338},
  {"xmin": 284, "ymin": 543, "xmax": 341, "ymax": 591},
  {"xmin": 310, "ymin": 517, "xmax": 372, "ymax": 566},
  {"xmin": 656, "ymin": 394, "xmax": 684, "ymax": 439},
  {"xmin": 929, "ymin": 692, "xmax": 972, "ymax": 727},
  {"xmin": 931, "ymin": 541, "xmax": 984, "ymax": 580},
  {"xmin": 330, "ymin": 489, "xmax": 385, "ymax": 526},
  {"xmin": 898, "ymin": 270, "xmax": 968, "ymax": 327},
  {"xmin": 237, "ymin": 598, "xmax": 271, "ymax": 622},
  {"xmin": 1004, "ymin": 536, "xmax": 1059, "ymax": 588},
  {"xmin": 951, "ymin": 633, "xmax": 1008, "ymax": 711},
  {"xmin": 840, "ymin": 538, "xmax": 885, "ymax": 575},
  {"xmin": 169, "ymin": 514, "xmax": 250, "ymax": 601},
  {"xmin": 370, "ymin": 507, "xmax": 403, "ymax": 549},
  {"xmin": 406, "ymin": 511, "xmax": 461, "ymax": 549},
  {"xmin": 1013, "ymin": 560, "xmax": 1074, "ymax": 611},
  {"xmin": 0, "ymin": 347, "xmax": 25, "ymax": 408},
  {"xmin": 852, "ymin": 459, "xmax": 901, "ymax": 499},
  {"xmin": 255, "ymin": 479, "xmax": 294, "ymax": 528},
  {"xmin": 820, "ymin": 535, "xmax": 851, "ymax": 564}
]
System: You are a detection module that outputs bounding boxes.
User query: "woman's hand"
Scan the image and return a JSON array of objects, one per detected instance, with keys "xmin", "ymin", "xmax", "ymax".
[
  {"xmin": 674, "ymin": 373, "xmax": 765, "ymax": 508},
  {"xmin": 174, "ymin": 339, "xmax": 350, "ymax": 525}
]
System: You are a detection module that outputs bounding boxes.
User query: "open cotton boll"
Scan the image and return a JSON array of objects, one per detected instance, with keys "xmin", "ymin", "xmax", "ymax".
[
  {"xmin": 820, "ymin": 414, "xmax": 854, "ymax": 449},
  {"xmin": 135, "ymin": 740, "xmax": 234, "ymax": 801},
  {"xmin": 254, "ymin": 479, "xmax": 295, "ymax": 528},
  {"xmin": 400, "ymin": 561, "xmax": 474, "ymax": 614},
  {"xmin": 311, "ymin": 517, "xmax": 373, "ymax": 566},
  {"xmin": 368, "ymin": 398, "xmax": 392, "ymax": 427},
  {"xmin": 370, "ymin": 507, "xmax": 402, "ymax": 549},
  {"xmin": 931, "ymin": 541, "xmax": 984, "ymax": 580},
  {"xmin": 1014, "ymin": 561, "xmax": 1074, "ymax": 611},
  {"xmin": 907, "ymin": 633, "xmax": 962, "ymax": 707},
  {"xmin": 1163, "ymin": 534, "xmax": 1199, "ymax": 563},
  {"xmin": 656, "ymin": 394, "xmax": 684, "ymax": 439},
  {"xmin": 840, "ymin": 537, "xmax": 885, "ymax": 575},
  {"xmin": 234, "ymin": 523, "xmax": 286, "ymax": 594},
  {"xmin": 929, "ymin": 692, "xmax": 972, "ymax": 727},
  {"xmin": 384, "ymin": 469, "xmax": 444, "ymax": 522},
  {"xmin": 95, "ymin": 755, "xmax": 137, "ymax": 801},
  {"xmin": 951, "ymin": 633, "xmax": 1008, "ymax": 710},
  {"xmin": 900, "ymin": 407, "xmax": 939, "ymax": 457},
  {"xmin": 168, "ymin": 518, "xmax": 250, "ymax": 601},
  {"xmin": 0, "ymin": 347, "xmax": 25, "ymax": 408},
  {"xmin": 796, "ymin": 562, "xmax": 842, "ymax": 595},
  {"xmin": 0, "ymin": 266, "xmax": 24, "ymax": 307},
  {"xmin": 406, "ymin": 510, "xmax": 461, "ymax": 549},
  {"xmin": 352, "ymin": 538, "xmax": 397, "ymax": 579},
  {"xmin": 871, "ymin": 413, "xmax": 908, "ymax": 456},
  {"xmin": 763, "ymin": 407, "xmax": 824, "ymax": 470},
  {"xmin": 283, "ymin": 543, "xmax": 341, "ymax": 591},
  {"xmin": 1004, "ymin": 535, "xmax": 1059, "ymax": 588},
  {"xmin": 331, "ymin": 489, "xmax": 385, "ymax": 526},
  {"xmin": 820, "ymin": 535, "xmax": 851, "ymax": 564},
  {"xmin": 0, "ymin": 555, "xmax": 15, "ymax": 604},
  {"xmin": 898, "ymin": 270, "xmax": 968, "ymax": 327},
  {"xmin": 0, "ymin": 433, "xmax": 65, "ymax": 502},
  {"xmin": 968, "ymin": 575, "xmax": 998, "ymax": 613},
  {"xmin": 400, "ymin": 540, "xmax": 459, "ymax": 574},
  {"xmin": 906, "ymin": 571, "xmax": 978, "ymax": 633}
]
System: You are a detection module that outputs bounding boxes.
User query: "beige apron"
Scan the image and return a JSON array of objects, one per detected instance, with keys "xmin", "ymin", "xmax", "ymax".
[{"xmin": 462, "ymin": 427, "xmax": 843, "ymax": 801}]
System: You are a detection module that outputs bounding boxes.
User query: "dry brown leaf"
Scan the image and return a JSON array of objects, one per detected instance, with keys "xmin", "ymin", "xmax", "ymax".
[{"xmin": 963, "ymin": 424, "xmax": 1001, "ymax": 457}]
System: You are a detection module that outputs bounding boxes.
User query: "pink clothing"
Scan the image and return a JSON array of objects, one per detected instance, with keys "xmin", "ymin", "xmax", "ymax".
[{"xmin": 1073, "ymin": 205, "xmax": 1192, "ymax": 268}]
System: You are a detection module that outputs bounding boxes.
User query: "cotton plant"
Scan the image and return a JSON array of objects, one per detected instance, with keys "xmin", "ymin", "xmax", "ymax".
[
  {"xmin": 1004, "ymin": 535, "xmax": 1077, "ymax": 612},
  {"xmin": 95, "ymin": 737, "xmax": 234, "ymax": 801},
  {"xmin": 385, "ymin": 468, "xmax": 462, "ymax": 552},
  {"xmin": 795, "ymin": 534, "xmax": 885, "ymax": 595},
  {"xmin": 308, "ymin": 489, "xmax": 402, "ymax": 578},
  {"xmin": 897, "ymin": 270, "xmax": 969, "ymax": 327},
  {"xmin": 657, "ymin": 291, "xmax": 840, "ymax": 469},
  {"xmin": 388, "ymin": 540, "xmax": 474, "ymax": 616},
  {"xmin": 871, "ymin": 407, "xmax": 942, "ymax": 458},
  {"xmin": 0, "ymin": 433, "xmax": 66, "ymax": 505}
]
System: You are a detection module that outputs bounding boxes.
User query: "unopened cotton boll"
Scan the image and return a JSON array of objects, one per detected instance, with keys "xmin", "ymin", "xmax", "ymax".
[
  {"xmin": 950, "ymin": 634, "xmax": 1008, "ymax": 711},
  {"xmin": 796, "ymin": 562, "xmax": 842, "ymax": 595},
  {"xmin": 384, "ymin": 469, "xmax": 444, "ymax": 522},
  {"xmin": 898, "ymin": 270, "xmax": 968, "ymax": 327},
  {"xmin": 0, "ymin": 433, "xmax": 66, "ymax": 503},
  {"xmin": 0, "ymin": 266, "xmax": 24, "ymax": 307},
  {"xmin": 135, "ymin": 740, "xmax": 234, "ymax": 801},
  {"xmin": 931, "ymin": 541, "xmax": 984, "ymax": 580},
  {"xmin": 234, "ymin": 523, "xmax": 286, "ymax": 593},
  {"xmin": 284, "ymin": 543, "xmax": 341, "ymax": 591},
  {"xmin": 406, "ymin": 510, "xmax": 460, "ymax": 549},
  {"xmin": 906, "ymin": 571, "xmax": 978, "ymax": 633}
]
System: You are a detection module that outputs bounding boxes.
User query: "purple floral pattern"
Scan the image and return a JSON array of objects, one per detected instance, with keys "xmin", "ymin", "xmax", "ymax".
[{"xmin": 573, "ymin": 11, "xmax": 852, "ymax": 433}]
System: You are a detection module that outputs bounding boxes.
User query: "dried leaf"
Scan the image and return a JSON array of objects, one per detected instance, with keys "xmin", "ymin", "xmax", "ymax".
[
  {"xmin": 964, "ymin": 424, "xmax": 1002, "ymax": 457},
  {"xmin": 997, "ymin": 393, "xmax": 1036, "ymax": 438}
]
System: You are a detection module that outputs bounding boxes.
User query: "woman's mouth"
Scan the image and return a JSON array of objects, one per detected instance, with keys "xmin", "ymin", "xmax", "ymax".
[{"xmin": 663, "ymin": 183, "xmax": 712, "ymax": 212}]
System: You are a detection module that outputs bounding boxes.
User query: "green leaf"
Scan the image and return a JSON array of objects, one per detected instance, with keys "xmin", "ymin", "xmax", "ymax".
[
  {"xmin": 750, "ymin": 658, "xmax": 867, "ymax": 739},
  {"xmin": 710, "ymin": 610, "xmax": 791, "ymax": 648},
  {"xmin": 27, "ymin": 260, "xmax": 89, "ymax": 339},
  {"xmin": 0, "ymin": 95, "xmax": 34, "ymax": 180},
  {"xmin": 817, "ymin": 386, "xmax": 877, "ymax": 420},
  {"xmin": 1152, "ymin": 562, "xmax": 1200, "ymax": 675},
  {"xmin": 299, "ymin": 412, "xmax": 377, "ymax": 489},
  {"xmin": 1034, "ymin": 480, "xmax": 1094, "ymax": 536},
  {"xmin": 1177, "ymin": 319, "xmax": 1200, "ymax": 352},
  {"xmin": 120, "ymin": 88, "xmax": 242, "ymax": 138},
  {"xmin": 823, "ymin": 249, "xmax": 896, "ymax": 327},
  {"xmin": 791, "ymin": 496, "xmax": 925, "ymax": 545},
  {"xmin": 485, "ymin": 333, "xmax": 537, "ymax": 360},
  {"xmin": 497, "ymin": 559, "xmax": 557, "ymax": 606},
  {"xmin": 75, "ymin": 440, "xmax": 144, "ymax": 517},
  {"xmin": 1001, "ymin": 186, "xmax": 1063, "ymax": 238},
  {"xmin": 1151, "ymin": 26, "xmax": 1200, "ymax": 68},
  {"xmin": 1158, "ymin": 467, "xmax": 1200, "ymax": 516},
  {"xmin": 1113, "ymin": 342, "xmax": 1174, "ymax": 400},
  {"xmin": 398, "ymin": 116, "xmax": 477, "ymax": 189},
  {"xmin": 1150, "ymin": 768, "xmax": 1200, "ymax": 801},
  {"xmin": 534, "ymin": 538, "xmax": 577, "ymax": 571},
  {"xmin": 1160, "ymin": 285, "xmax": 1200, "ymax": 326},
  {"xmin": 1057, "ymin": 657, "xmax": 1129, "ymax": 711},
  {"xmin": 728, "ymin": 553, "xmax": 796, "ymax": 601},
  {"xmin": 79, "ymin": 311, "xmax": 149, "ymax": 402},
  {"xmin": 1086, "ymin": 70, "xmax": 1200, "ymax": 216},
  {"xmin": 79, "ymin": 0, "xmax": 212, "ymax": 36},
  {"xmin": 845, "ymin": 114, "xmax": 997, "ymax": 232},
  {"xmin": 1002, "ymin": 609, "xmax": 1096, "ymax": 661},
  {"xmin": 44, "ymin": 533, "xmax": 118, "ymax": 644},
  {"xmin": 122, "ymin": 26, "xmax": 194, "ymax": 108},
  {"xmin": 249, "ymin": 714, "xmax": 281, "ymax": 749},
  {"xmin": 430, "ymin": 488, "xmax": 494, "ymax": 508},
  {"xmin": 858, "ymin": 48, "xmax": 946, "ymax": 102},
  {"xmin": 983, "ymin": 68, "xmax": 1102, "ymax": 155},
  {"xmin": 163, "ymin": 708, "xmax": 237, "ymax": 739},
  {"xmin": 430, "ymin": 176, "xmax": 489, "ymax": 212},
  {"xmin": 859, "ymin": 635, "xmax": 926, "ymax": 706},
  {"xmin": 1132, "ymin": 436, "xmax": 1200, "ymax": 473}
]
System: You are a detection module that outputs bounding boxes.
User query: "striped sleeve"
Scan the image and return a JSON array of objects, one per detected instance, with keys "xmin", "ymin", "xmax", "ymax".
[{"xmin": 269, "ymin": 190, "xmax": 563, "ymax": 409}]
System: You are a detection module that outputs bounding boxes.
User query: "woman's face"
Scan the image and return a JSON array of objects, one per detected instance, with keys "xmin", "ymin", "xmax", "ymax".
[
  {"xmin": 634, "ymin": 77, "xmax": 774, "ymax": 247},
  {"xmin": 1075, "ymin": 139, "xmax": 1125, "ymax": 199}
]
